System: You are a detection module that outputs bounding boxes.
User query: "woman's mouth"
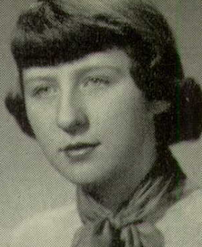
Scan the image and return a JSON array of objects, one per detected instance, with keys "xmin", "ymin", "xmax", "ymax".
[{"xmin": 60, "ymin": 142, "xmax": 100, "ymax": 160}]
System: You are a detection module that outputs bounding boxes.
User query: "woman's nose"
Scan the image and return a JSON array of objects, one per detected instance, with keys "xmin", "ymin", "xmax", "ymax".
[{"xmin": 56, "ymin": 93, "xmax": 89, "ymax": 135}]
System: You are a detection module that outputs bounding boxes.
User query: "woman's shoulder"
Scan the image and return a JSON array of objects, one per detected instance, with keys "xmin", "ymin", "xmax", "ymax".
[
  {"xmin": 156, "ymin": 188, "xmax": 202, "ymax": 247},
  {"xmin": 9, "ymin": 188, "xmax": 202, "ymax": 246},
  {"xmin": 9, "ymin": 203, "xmax": 81, "ymax": 247}
]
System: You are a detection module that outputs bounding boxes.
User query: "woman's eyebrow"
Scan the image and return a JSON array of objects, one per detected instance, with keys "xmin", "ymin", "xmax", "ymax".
[
  {"xmin": 71, "ymin": 65, "xmax": 124, "ymax": 77},
  {"xmin": 24, "ymin": 64, "xmax": 126, "ymax": 85},
  {"xmin": 24, "ymin": 75, "xmax": 57, "ymax": 85}
]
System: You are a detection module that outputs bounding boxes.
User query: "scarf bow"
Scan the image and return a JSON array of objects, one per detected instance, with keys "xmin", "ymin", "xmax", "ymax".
[{"xmin": 72, "ymin": 179, "xmax": 167, "ymax": 247}]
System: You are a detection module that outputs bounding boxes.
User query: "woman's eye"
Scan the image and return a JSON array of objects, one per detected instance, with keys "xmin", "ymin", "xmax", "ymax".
[
  {"xmin": 32, "ymin": 86, "xmax": 57, "ymax": 97},
  {"xmin": 84, "ymin": 77, "xmax": 110, "ymax": 87}
]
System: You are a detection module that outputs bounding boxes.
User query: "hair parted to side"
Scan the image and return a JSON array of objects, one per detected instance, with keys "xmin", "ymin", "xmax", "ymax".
[{"xmin": 5, "ymin": 0, "xmax": 202, "ymax": 145}]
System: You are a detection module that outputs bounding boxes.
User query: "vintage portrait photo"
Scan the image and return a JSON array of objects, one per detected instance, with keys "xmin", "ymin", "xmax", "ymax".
[{"xmin": 1, "ymin": 0, "xmax": 202, "ymax": 246}]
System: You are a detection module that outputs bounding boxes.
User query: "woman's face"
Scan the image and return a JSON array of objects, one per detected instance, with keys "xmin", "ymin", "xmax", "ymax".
[{"xmin": 23, "ymin": 49, "xmax": 154, "ymax": 185}]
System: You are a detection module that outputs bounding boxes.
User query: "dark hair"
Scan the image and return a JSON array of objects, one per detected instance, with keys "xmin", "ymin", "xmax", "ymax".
[{"xmin": 5, "ymin": 0, "xmax": 202, "ymax": 145}]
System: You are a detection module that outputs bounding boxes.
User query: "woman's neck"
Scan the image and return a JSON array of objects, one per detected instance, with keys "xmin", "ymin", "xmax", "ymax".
[{"xmin": 83, "ymin": 135, "xmax": 157, "ymax": 213}]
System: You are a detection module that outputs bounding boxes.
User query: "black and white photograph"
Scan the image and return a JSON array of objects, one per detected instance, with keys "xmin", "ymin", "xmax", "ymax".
[{"xmin": 1, "ymin": 0, "xmax": 202, "ymax": 246}]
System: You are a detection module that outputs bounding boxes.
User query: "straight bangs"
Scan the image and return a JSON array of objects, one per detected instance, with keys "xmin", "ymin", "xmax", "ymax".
[{"xmin": 11, "ymin": 1, "xmax": 147, "ymax": 69}]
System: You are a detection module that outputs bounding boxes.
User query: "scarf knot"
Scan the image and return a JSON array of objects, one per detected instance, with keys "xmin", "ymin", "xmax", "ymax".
[
  {"xmin": 71, "ymin": 178, "xmax": 173, "ymax": 247},
  {"xmin": 105, "ymin": 213, "xmax": 123, "ymax": 229}
]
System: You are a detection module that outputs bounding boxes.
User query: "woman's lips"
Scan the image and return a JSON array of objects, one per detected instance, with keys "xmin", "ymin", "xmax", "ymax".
[{"xmin": 60, "ymin": 142, "xmax": 100, "ymax": 159}]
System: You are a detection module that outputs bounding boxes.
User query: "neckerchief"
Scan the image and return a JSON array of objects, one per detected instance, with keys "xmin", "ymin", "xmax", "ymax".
[{"xmin": 72, "ymin": 149, "xmax": 185, "ymax": 247}]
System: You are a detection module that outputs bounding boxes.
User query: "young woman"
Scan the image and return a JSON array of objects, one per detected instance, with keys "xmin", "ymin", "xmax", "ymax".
[{"xmin": 5, "ymin": 0, "xmax": 202, "ymax": 246}]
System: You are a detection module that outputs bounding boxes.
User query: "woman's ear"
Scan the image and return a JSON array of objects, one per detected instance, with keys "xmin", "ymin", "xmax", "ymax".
[{"xmin": 147, "ymin": 100, "xmax": 171, "ymax": 116}]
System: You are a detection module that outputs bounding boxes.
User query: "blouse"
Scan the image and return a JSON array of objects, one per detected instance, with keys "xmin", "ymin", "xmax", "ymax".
[{"xmin": 7, "ymin": 186, "xmax": 202, "ymax": 247}]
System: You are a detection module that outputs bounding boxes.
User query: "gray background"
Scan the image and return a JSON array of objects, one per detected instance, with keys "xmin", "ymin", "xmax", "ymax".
[{"xmin": 0, "ymin": 0, "xmax": 202, "ymax": 229}]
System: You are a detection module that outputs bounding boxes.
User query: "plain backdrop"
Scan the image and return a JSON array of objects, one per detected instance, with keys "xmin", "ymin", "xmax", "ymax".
[{"xmin": 0, "ymin": 0, "xmax": 202, "ymax": 229}]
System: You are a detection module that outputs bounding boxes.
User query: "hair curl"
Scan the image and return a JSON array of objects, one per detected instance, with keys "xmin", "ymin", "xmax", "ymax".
[{"xmin": 5, "ymin": 0, "xmax": 202, "ymax": 145}]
